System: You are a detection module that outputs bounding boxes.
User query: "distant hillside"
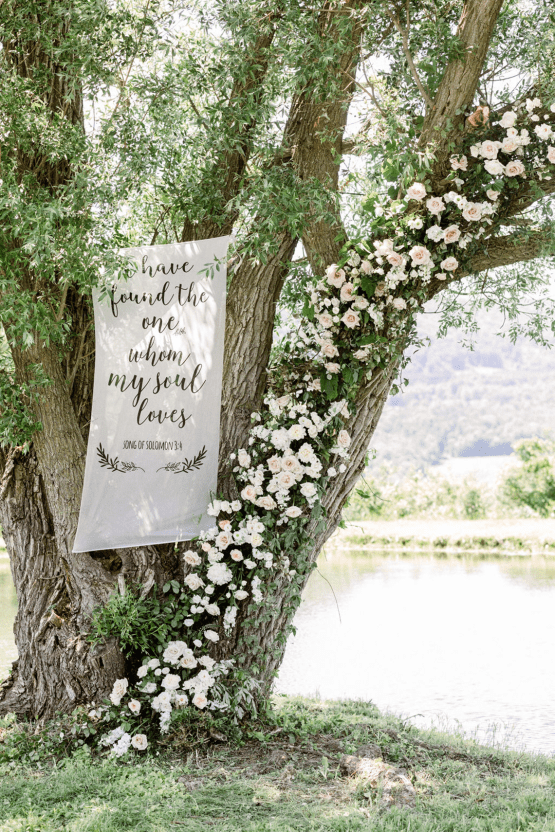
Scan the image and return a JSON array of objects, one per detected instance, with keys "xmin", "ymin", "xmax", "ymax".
[{"xmin": 369, "ymin": 309, "xmax": 555, "ymax": 473}]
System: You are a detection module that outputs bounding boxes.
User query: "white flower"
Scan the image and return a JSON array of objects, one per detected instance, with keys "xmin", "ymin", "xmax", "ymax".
[
  {"xmin": 484, "ymin": 159, "xmax": 505, "ymax": 176},
  {"xmin": 426, "ymin": 196, "xmax": 445, "ymax": 214},
  {"xmin": 337, "ymin": 430, "xmax": 351, "ymax": 448},
  {"xmin": 505, "ymin": 159, "xmax": 525, "ymax": 177},
  {"xmin": 277, "ymin": 470, "xmax": 296, "ymax": 490},
  {"xmin": 320, "ymin": 341, "xmax": 339, "ymax": 358},
  {"xmin": 288, "ymin": 424, "xmax": 306, "ymax": 441},
  {"xmin": 352, "ymin": 295, "xmax": 369, "ymax": 310},
  {"xmin": 179, "ymin": 650, "xmax": 197, "ymax": 669},
  {"xmin": 547, "ymin": 146, "xmax": 555, "ymax": 164},
  {"xmin": 184, "ymin": 573, "xmax": 204, "ymax": 591},
  {"xmin": 386, "ymin": 251, "xmax": 406, "ymax": 269},
  {"xmin": 231, "ymin": 500, "xmax": 241, "ymax": 511},
  {"xmin": 257, "ymin": 495, "xmax": 276, "ymax": 510},
  {"xmin": 407, "ymin": 216, "xmax": 423, "ymax": 230},
  {"xmin": 215, "ymin": 531, "xmax": 232, "ymax": 550},
  {"xmin": 479, "ymin": 140, "xmax": 498, "ymax": 159},
  {"xmin": 327, "ymin": 467, "xmax": 337, "ymax": 477},
  {"xmin": 175, "ymin": 694, "xmax": 188, "ymax": 708},
  {"xmin": 535, "ymin": 124, "xmax": 552, "ymax": 141},
  {"xmin": 426, "ymin": 225, "xmax": 444, "ymax": 242},
  {"xmin": 207, "ymin": 562, "xmax": 233, "ymax": 585},
  {"xmin": 408, "ymin": 245, "xmax": 432, "ymax": 267},
  {"xmin": 501, "ymin": 137, "xmax": 519, "ymax": 154},
  {"xmin": 440, "ymin": 256, "xmax": 459, "ymax": 271},
  {"xmin": 148, "ymin": 658, "xmax": 160, "ymax": 670},
  {"xmin": 300, "ymin": 482, "xmax": 317, "ymax": 499},
  {"xmin": 326, "ymin": 265, "xmax": 346, "ymax": 287},
  {"xmin": 443, "ymin": 225, "xmax": 461, "ymax": 244},
  {"xmin": 316, "ymin": 312, "xmax": 333, "ymax": 328},
  {"xmin": 241, "ymin": 484, "xmax": 258, "ymax": 502},
  {"xmin": 142, "ymin": 682, "xmax": 157, "ymax": 694},
  {"xmin": 499, "ymin": 110, "xmax": 517, "ymax": 128},
  {"xmin": 525, "ymin": 97, "xmax": 541, "ymax": 112},
  {"xmin": 342, "ymin": 309, "xmax": 360, "ymax": 329},
  {"xmin": 204, "ymin": 629, "xmax": 219, "ymax": 642},
  {"xmin": 470, "ymin": 144, "xmax": 480, "ymax": 157},
  {"xmin": 162, "ymin": 674, "xmax": 181, "ymax": 691},
  {"xmin": 237, "ymin": 450, "xmax": 251, "ymax": 467},
  {"xmin": 450, "ymin": 155, "xmax": 468, "ymax": 171},
  {"xmin": 137, "ymin": 665, "xmax": 149, "ymax": 678},
  {"xmin": 462, "ymin": 203, "xmax": 482, "ymax": 222},
  {"xmin": 486, "ymin": 188, "xmax": 500, "ymax": 201},
  {"xmin": 206, "ymin": 603, "xmax": 220, "ymax": 616},
  {"xmin": 110, "ymin": 678, "xmax": 128, "ymax": 705},
  {"xmin": 391, "ymin": 297, "xmax": 406, "ymax": 310},
  {"xmin": 251, "ymin": 532, "xmax": 263, "ymax": 548},
  {"xmin": 267, "ymin": 455, "xmax": 282, "ymax": 473},
  {"xmin": 406, "ymin": 182, "xmax": 426, "ymax": 201},
  {"xmin": 112, "ymin": 733, "xmax": 132, "ymax": 757},
  {"xmin": 235, "ymin": 589, "xmax": 249, "ymax": 600},
  {"xmin": 285, "ymin": 506, "xmax": 302, "ymax": 518},
  {"xmin": 230, "ymin": 548, "xmax": 243, "ymax": 561},
  {"xmin": 297, "ymin": 443, "xmax": 315, "ymax": 463},
  {"xmin": 128, "ymin": 699, "xmax": 141, "ymax": 715},
  {"xmin": 193, "ymin": 692, "xmax": 208, "ymax": 709},
  {"xmin": 183, "ymin": 550, "xmax": 201, "ymax": 566},
  {"xmin": 163, "ymin": 641, "xmax": 187, "ymax": 664},
  {"xmin": 325, "ymin": 362, "xmax": 340, "ymax": 373},
  {"xmin": 340, "ymin": 283, "xmax": 355, "ymax": 302}
]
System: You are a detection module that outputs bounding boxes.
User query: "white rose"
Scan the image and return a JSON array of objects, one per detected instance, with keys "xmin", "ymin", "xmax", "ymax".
[
  {"xmin": 183, "ymin": 550, "xmax": 201, "ymax": 566},
  {"xmin": 184, "ymin": 573, "xmax": 204, "ymax": 591},
  {"xmin": 440, "ymin": 256, "xmax": 459, "ymax": 271},
  {"xmin": 340, "ymin": 283, "xmax": 355, "ymax": 302},
  {"xmin": 230, "ymin": 549, "xmax": 243, "ymax": 561},
  {"xmin": 535, "ymin": 124, "xmax": 552, "ymax": 141},
  {"xmin": 215, "ymin": 531, "xmax": 232, "ymax": 550},
  {"xmin": 408, "ymin": 245, "xmax": 432, "ymax": 267},
  {"xmin": 407, "ymin": 216, "xmax": 423, "ymax": 230},
  {"xmin": 462, "ymin": 203, "xmax": 482, "ymax": 222},
  {"xmin": 131, "ymin": 734, "xmax": 148, "ymax": 750},
  {"xmin": 316, "ymin": 312, "xmax": 333, "ymax": 328},
  {"xmin": 251, "ymin": 532, "xmax": 263, "ymax": 548},
  {"xmin": 499, "ymin": 110, "xmax": 517, "ymax": 128},
  {"xmin": 486, "ymin": 189, "xmax": 500, "ymax": 201},
  {"xmin": 325, "ymin": 362, "xmax": 340, "ymax": 374},
  {"xmin": 193, "ymin": 692, "xmax": 208, "ymax": 709},
  {"xmin": 288, "ymin": 424, "xmax": 306, "ymax": 440},
  {"xmin": 505, "ymin": 159, "xmax": 525, "ymax": 177},
  {"xmin": 110, "ymin": 678, "xmax": 128, "ymax": 703},
  {"xmin": 547, "ymin": 146, "xmax": 555, "ymax": 164},
  {"xmin": 300, "ymin": 482, "xmax": 317, "ymax": 499},
  {"xmin": 321, "ymin": 341, "xmax": 339, "ymax": 358},
  {"xmin": 235, "ymin": 589, "xmax": 249, "ymax": 600},
  {"xmin": 204, "ymin": 629, "xmax": 219, "ymax": 642},
  {"xmin": 426, "ymin": 225, "xmax": 444, "ymax": 243},
  {"xmin": 426, "ymin": 196, "xmax": 445, "ymax": 214},
  {"xmin": 360, "ymin": 259, "xmax": 372, "ymax": 273},
  {"xmin": 241, "ymin": 484, "xmax": 258, "ymax": 502},
  {"xmin": 277, "ymin": 470, "xmax": 295, "ymax": 490},
  {"xmin": 162, "ymin": 674, "xmax": 181, "ymax": 691},
  {"xmin": 137, "ymin": 666, "xmax": 148, "ymax": 678},
  {"xmin": 267, "ymin": 455, "xmax": 282, "ymax": 473},
  {"xmin": 257, "ymin": 495, "xmax": 276, "ymax": 510},
  {"xmin": 406, "ymin": 182, "xmax": 426, "ymax": 201},
  {"xmin": 443, "ymin": 225, "xmax": 461, "ymax": 244},
  {"xmin": 391, "ymin": 297, "xmax": 406, "ymax": 310},
  {"xmin": 128, "ymin": 699, "xmax": 141, "ymax": 714},
  {"xmin": 337, "ymin": 430, "xmax": 351, "ymax": 448},
  {"xmin": 148, "ymin": 658, "xmax": 160, "ymax": 670},
  {"xmin": 286, "ymin": 506, "xmax": 302, "ymax": 518},
  {"xmin": 163, "ymin": 642, "xmax": 185, "ymax": 664},
  {"xmin": 326, "ymin": 266, "xmax": 346, "ymax": 288},
  {"xmin": 501, "ymin": 137, "xmax": 518, "ymax": 153},
  {"xmin": 342, "ymin": 310, "xmax": 360, "ymax": 329},
  {"xmin": 484, "ymin": 159, "xmax": 505, "ymax": 175},
  {"xmin": 237, "ymin": 450, "xmax": 251, "ymax": 467},
  {"xmin": 479, "ymin": 140, "xmax": 498, "ymax": 159}
]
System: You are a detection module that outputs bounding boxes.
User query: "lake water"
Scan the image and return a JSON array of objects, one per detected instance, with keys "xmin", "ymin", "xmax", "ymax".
[{"xmin": 1, "ymin": 551, "xmax": 554, "ymax": 755}]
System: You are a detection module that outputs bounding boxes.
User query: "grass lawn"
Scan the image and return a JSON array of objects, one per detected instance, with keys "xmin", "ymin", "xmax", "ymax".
[{"xmin": 1, "ymin": 698, "xmax": 554, "ymax": 831}]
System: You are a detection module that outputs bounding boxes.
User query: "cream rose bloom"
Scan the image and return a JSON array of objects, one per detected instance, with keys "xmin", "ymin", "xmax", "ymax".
[
  {"xmin": 277, "ymin": 471, "xmax": 295, "ymax": 489},
  {"xmin": 486, "ymin": 189, "xmax": 500, "ymax": 201},
  {"xmin": 193, "ymin": 692, "xmax": 208, "ymax": 709},
  {"xmin": 505, "ymin": 159, "xmax": 525, "ymax": 177},
  {"xmin": 479, "ymin": 140, "xmax": 498, "ymax": 159},
  {"xmin": 426, "ymin": 196, "xmax": 445, "ymax": 215},
  {"xmin": 215, "ymin": 531, "xmax": 232, "ymax": 550},
  {"xmin": 321, "ymin": 341, "xmax": 339, "ymax": 358},
  {"xmin": 241, "ymin": 484, "xmax": 257, "ymax": 502},
  {"xmin": 501, "ymin": 137, "xmax": 518, "ymax": 154},
  {"xmin": 484, "ymin": 159, "xmax": 504, "ymax": 176},
  {"xmin": 352, "ymin": 296, "xmax": 369, "ymax": 310},
  {"xmin": 386, "ymin": 251, "xmax": 406, "ymax": 269},
  {"xmin": 360, "ymin": 259, "xmax": 372, "ymax": 274},
  {"xmin": 131, "ymin": 734, "xmax": 148, "ymax": 750},
  {"xmin": 409, "ymin": 245, "xmax": 432, "ymax": 267},
  {"xmin": 326, "ymin": 265, "xmax": 346, "ymax": 288},
  {"xmin": 443, "ymin": 225, "xmax": 461, "ymax": 244},
  {"xmin": 534, "ymin": 124, "xmax": 552, "ymax": 141},
  {"xmin": 462, "ymin": 203, "xmax": 482, "ymax": 222},
  {"xmin": 184, "ymin": 573, "xmax": 204, "ymax": 591},
  {"xmin": 237, "ymin": 450, "xmax": 251, "ymax": 467},
  {"xmin": 325, "ymin": 362, "xmax": 340, "ymax": 373},
  {"xmin": 391, "ymin": 297, "xmax": 406, "ymax": 310},
  {"xmin": 547, "ymin": 146, "xmax": 555, "ymax": 164},
  {"xmin": 440, "ymin": 256, "xmax": 459, "ymax": 271},
  {"xmin": 337, "ymin": 430, "xmax": 351, "ymax": 448},
  {"xmin": 257, "ymin": 495, "xmax": 276, "ymax": 510},
  {"xmin": 230, "ymin": 549, "xmax": 244, "ymax": 561},
  {"xmin": 267, "ymin": 455, "xmax": 282, "ymax": 473},
  {"xmin": 342, "ymin": 310, "xmax": 360, "ymax": 329},
  {"xmin": 110, "ymin": 678, "xmax": 128, "ymax": 705},
  {"xmin": 316, "ymin": 312, "xmax": 333, "ymax": 328},
  {"xmin": 183, "ymin": 550, "xmax": 201, "ymax": 566},
  {"xmin": 499, "ymin": 110, "xmax": 517, "ymax": 128},
  {"xmin": 406, "ymin": 182, "xmax": 426, "ymax": 201},
  {"xmin": 286, "ymin": 506, "xmax": 302, "ymax": 518}
]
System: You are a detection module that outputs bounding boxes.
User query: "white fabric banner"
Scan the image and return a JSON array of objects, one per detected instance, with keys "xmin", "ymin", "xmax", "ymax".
[{"xmin": 73, "ymin": 236, "xmax": 229, "ymax": 553}]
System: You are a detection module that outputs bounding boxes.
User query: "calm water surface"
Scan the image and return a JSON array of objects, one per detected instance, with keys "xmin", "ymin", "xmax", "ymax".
[
  {"xmin": 1, "ymin": 551, "xmax": 554, "ymax": 755},
  {"xmin": 276, "ymin": 551, "xmax": 555, "ymax": 756}
]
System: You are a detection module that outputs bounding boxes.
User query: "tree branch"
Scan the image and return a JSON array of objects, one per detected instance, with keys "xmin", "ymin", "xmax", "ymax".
[{"xmin": 385, "ymin": 9, "xmax": 434, "ymax": 111}]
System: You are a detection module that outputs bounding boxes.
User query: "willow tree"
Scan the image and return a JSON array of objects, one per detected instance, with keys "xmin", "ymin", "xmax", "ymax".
[{"xmin": 1, "ymin": 0, "xmax": 555, "ymax": 723}]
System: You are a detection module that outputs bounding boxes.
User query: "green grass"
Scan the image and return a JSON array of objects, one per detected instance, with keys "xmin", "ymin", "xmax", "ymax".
[{"xmin": 1, "ymin": 698, "xmax": 554, "ymax": 831}]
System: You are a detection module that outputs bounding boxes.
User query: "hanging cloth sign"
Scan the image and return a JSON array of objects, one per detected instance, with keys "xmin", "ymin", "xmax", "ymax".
[{"xmin": 73, "ymin": 236, "xmax": 229, "ymax": 553}]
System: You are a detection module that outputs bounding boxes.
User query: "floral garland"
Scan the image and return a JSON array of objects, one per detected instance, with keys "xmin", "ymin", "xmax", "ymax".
[{"xmin": 92, "ymin": 96, "xmax": 555, "ymax": 755}]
